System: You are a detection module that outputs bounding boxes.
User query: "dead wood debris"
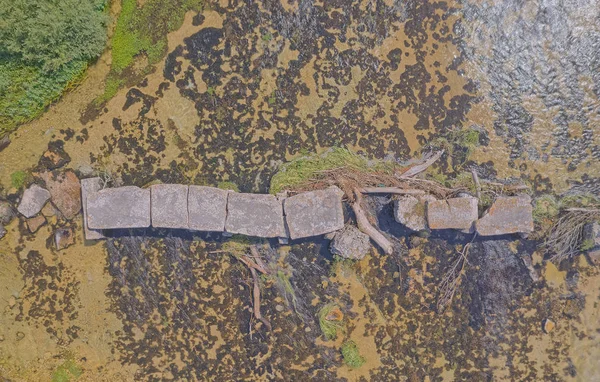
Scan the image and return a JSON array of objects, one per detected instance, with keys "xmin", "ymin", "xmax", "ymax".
[{"xmin": 544, "ymin": 208, "xmax": 600, "ymax": 263}]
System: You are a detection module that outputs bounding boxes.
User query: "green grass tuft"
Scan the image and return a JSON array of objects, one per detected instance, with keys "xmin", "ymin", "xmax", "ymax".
[
  {"xmin": 10, "ymin": 170, "xmax": 29, "ymax": 189},
  {"xmin": 217, "ymin": 181, "xmax": 239, "ymax": 192},
  {"xmin": 318, "ymin": 303, "xmax": 344, "ymax": 340},
  {"xmin": 581, "ymin": 239, "xmax": 596, "ymax": 252},
  {"xmin": 341, "ymin": 340, "xmax": 366, "ymax": 368},
  {"xmin": 51, "ymin": 359, "xmax": 82, "ymax": 382},
  {"xmin": 533, "ymin": 195, "xmax": 560, "ymax": 223}
]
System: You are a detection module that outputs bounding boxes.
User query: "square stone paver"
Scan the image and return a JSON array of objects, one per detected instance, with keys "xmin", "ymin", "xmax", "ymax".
[
  {"xmin": 151, "ymin": 184, "xmax": 189, "ymax": 229},
  {"xmin": 476, "ymin": 195, "xmax": 533, "ymax": 236},
  {"xmin": 188, "ymin": 186, "xmax": 228, "ymax": 232},
  {"xmin": 427, "ymin": 197, "xmax": 478, "ymax": 231},
  {"xmin": 225, "ymin": 193, "xmax": 286, "ymax": 238},
  {"xmin": 87, "ymin": 186, "xmax": 151, "ymax": 229},
  {"xmin": 284, "ymin": 186, "xmax": 345, "ymax": 239}
]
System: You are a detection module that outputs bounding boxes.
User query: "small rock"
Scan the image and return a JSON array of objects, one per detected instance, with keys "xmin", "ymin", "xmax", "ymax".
[
  {"xmin": 0, "ymin": 135, "xmax": 10, "ymax": 152},
  {"xmin": 394, "ymin": 195, "xmax": 436, "ymax": 231},
  {"xmin": 330, "ymin": 225, "xmax": 371, "ymax": 260},
  {"xmin": 325, "ymin": 307, "xmax": 344, "ymax": 322},
  {"xmin": 0, "ymin": 201, "xmax": 15, "ymax": 225},
  {"xmin": 16, "ymin": 331, "xmax": 25, "ymax": 341},
  {"xmin": 0, "ymin": 225, "xmax": 5, "ymax": 240},
  {"xmin": 40, "ymin": 170, "xmax": 81, "ymax": 220},
  {"xmin": 26, "ymin": 215, "xmax": 46, "ymax": 233},
  {"xmin": 305, "ymin": 327, "xmax": 311, "ymax": 333},
  {"xmin": 17, "ymin": 184, "xmax": 51, "ymax": 218},
  {"xmin": 38, "ymin": 141, "xmax": 71, "ymax": 170},
  {"xmin": 55, "ymin": 228, "xmax": 75, "ymax": 250},
  {"xmin": 275, "ymin": 305, "xmax": 285, "ymax": 312},
  {"xmin": 543, "ymin": 318, "xmax": 555, "ymax": 333}
]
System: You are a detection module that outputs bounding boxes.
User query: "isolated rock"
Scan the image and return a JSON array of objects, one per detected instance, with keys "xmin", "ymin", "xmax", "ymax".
[
  {"xmin": 80, "ymin": 177, "xmax": 105, "ymax": 240},
  {"xmin": 17, "ymin": 184, "xmax": 51, "ymax": 218},
  {"xmin": 0, "ymin": 201, "xmax": 15, "ymax": 225},
  {"xmin": 427, "ymin": 197, "xmax": 478, "ymax": 231},
  {"xmin": 87, "ymin": 186, "xmax": 151, "ymax": 229},
  {"xmin": 55, "ymin": 228, "xmax": 75, "ymax": 250},
  {"xmin": 284, "ymin": 186, "xmax": 345, "ymax": 239},
  {"xmin": 188, "ymin": 186, "xmax": 228, "ymax": 232},
  {"xmin": 394, "ymin": 195, "xmax": 436, "ymax": 231},
  {"xmin": 543, "ymin": 318, "xmax": 555, "ymax": 333},
  {"xmin": 330, "ymin": 225, "xmax": 371, "ymax": 260},
  {"xmin": 151, "ymin": 184, "xmax": 189, "ymax": 229},
  {"xmin": 476, "ymin": 195, "xmax": 533, "ymax": 236},
  {"xmin": 225, "ymin": 192, "xmax": 286, "ymax": 238},
  {"xmin": 40, "ymin": 170, "xmax": 81, "ymax": 220},
  {"xmin": 26, "ymin": 215, "xmax": 46, "ymax": 233}
]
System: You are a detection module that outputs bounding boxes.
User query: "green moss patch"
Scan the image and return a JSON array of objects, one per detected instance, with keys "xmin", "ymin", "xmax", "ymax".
[
  {"xmin": 318, "ymin": 303, "xmax": 345, "ymax": 340},
  {"xmin": 51, "ymin": 359, "xmax": 82, "ymax": 382},
  {"xmin": 341, "ymin": 340, "xmax": 366, "ymax": 368}
]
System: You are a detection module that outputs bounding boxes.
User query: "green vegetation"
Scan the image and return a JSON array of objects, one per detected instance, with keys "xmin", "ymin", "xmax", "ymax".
[
  {"xmin": 318, "ymin": 303, "xmax": 345, "ymax": 340},
  {"xmin": 51, "ymin": 358, "xmax": 82, "ymax": 382},
  {"xmin": 426, "ymin": 128, "xmax": 481, "ymax": 168},
  {"xmin": 217, "ymin": 181, "xmax": 240, "ymax": 192},
  {"xmin": 97, "ymin": 0, "xmax": 204, "ymax": 104},
  {"xmin": 341, "ymin": 340, "xmax": 366, "ymax": 368},
  {"xmin": 270, "ymin": 148, "xmax": 376, "ymax": 194},
  {"xmin": 0, "ymin": 0, "xmax": 109, "ymax": 136},
  {"xmin": 221, "ymin": 235, "xmax": 254, "ymax": 257},
  {"xmin": 10, "ymin": 170, "xmax": 29, "ymax": 189},
  {"xmin": 581, "ymin": 239, "xmax": 596, "ymax": 252},
  {"xmin": 533, "ymin": 195, "xmax": 560, "ymax": 223}
]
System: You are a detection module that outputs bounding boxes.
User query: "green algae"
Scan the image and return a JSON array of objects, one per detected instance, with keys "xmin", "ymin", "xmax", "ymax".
[{"xmin": 341, "ymin": 340, "xmax": 366, "ymax": 368}]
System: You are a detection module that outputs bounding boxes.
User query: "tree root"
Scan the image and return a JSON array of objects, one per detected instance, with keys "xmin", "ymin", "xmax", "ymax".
[{"xmin": 352, "ymin": 189, "xmax": 394, "ymax": 255}]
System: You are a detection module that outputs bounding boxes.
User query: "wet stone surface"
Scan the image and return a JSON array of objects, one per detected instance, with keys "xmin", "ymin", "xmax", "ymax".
[
  {"xmin": 87, "ymin": 186, "xmax": 151, "ymax": 229},
  {"xmin": 284, "ymin": 186, "xmax": 345, "ymax": 239}
]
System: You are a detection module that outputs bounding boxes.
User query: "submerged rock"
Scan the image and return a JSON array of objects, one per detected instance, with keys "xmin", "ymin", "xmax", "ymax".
[
  {"xmin": 427, "ymin": 197, "xmax": 478, "ymax": 232},
  {"xmin": 394, "ymin": 195, "xmax": 436, "ymax": 231},
  {"xmin": 0, "ymin": 201, "xmax": 15, "ymax": 225},
  {"xmin": 330, "ymin": 225, "xmax": 371, "ymax": 260},
  {"xmin": 225, "ymin": 192, "xmax": 286, "ymax": 238},
  {"xmin": 188, "ymin": 186, "xmax": 228, "ymax": 232},
  {"xmin": 284, "ymin": 186, "xmax": 345, "ymax": 239},
  {"xmin": 476, "ymin": 195, "xmax": 533, "ymax": 236},
  {"xmin": 40, "ymin": 170, "xmax": 81, "ymax": 220},
  {"xmin": 87, "ymin": 186, "xmax": 151, "ymax": 229},
  {"xmin": 151, "ymin": 184, "xmax": 189, "ymax": 229},
  {"xmin": 17, "ymin": 184, "xmax": 51, "ymax": 218},
  {"xmin": 26, "ymin": 215, "xmax": 46, "ymax": 233}
]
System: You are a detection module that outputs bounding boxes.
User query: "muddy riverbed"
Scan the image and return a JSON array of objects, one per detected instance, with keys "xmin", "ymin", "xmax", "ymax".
[{"xmin": 0, "ymin": 0, "xmax": 599, "ymax": 380}]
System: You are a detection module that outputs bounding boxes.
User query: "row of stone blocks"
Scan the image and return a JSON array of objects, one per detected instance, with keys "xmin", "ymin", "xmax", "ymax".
[{"xmin": 82, "ymin": 178, "xmax": 345, "ymax": 240}]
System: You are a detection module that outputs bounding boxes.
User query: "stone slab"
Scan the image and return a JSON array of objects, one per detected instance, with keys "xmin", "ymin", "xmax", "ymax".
[
  {"xmin": 284, "ymin": 186, "xmax": 345, "ymax": 239},
  {"xmin": 40, "ymin": 170, "xmax": 81, "ymax": 220},
  {"xmin": 87, "ymin": 186, "xmax": 151, "ymax": 229},
  {"xmin": 225, "ymin": 192, "xmax": 285, "ymax": 238},
  {"xmin": 188, "ymin": 186, "xmax": 228, "ymax": 232},
  {"xmin": 81, "ymin": 178, "xmax": 105, "ymax": 240},
  {"xmin": 17, "ymin": 184, "xmax": 51, "ymax": 218},
  {"xmin": 427, "ymin": 197, "xmax": 478, "ymax": 231},
  {"xmin": 476, "ymin": 195, "xmax": 534, "ymax": 236},
  {"xmin": 151, "ymin": 184, "xmax": 189, "ymax": 229},
  {"xmin": 394, "ymin": 195, "xmax": 436, "ymax": 231}
]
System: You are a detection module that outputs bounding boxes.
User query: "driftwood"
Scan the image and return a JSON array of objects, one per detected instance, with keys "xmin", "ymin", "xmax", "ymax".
[
  {"xmin": 360, "ymin": 187, "xmax": 425, "ymax": 195},
  {"xmin": 399, "ymin": 150, "xmax": 444, "ymax": 179},
  {"xmin": 545, "ymin": 208, "xmax": 600, "ymax": 263},
  {"xmin": 250, "ymin": 267, "xmax": 272, "ymax": 331},
  {"xmin": 352, "ymin": 189, "xmax": 394, "ymax": 255},
  {"xmin": 437, "ymin": 237, "xmax": 475, "ymax": 312},
  {"xmin": 471, "ymin": 169, "xmax": 481, "ymax": 200}
]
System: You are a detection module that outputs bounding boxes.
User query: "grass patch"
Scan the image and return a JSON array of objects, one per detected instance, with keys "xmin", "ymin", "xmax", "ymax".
[
  {"xmin": 221, "ymin": 235, "xmax": 254, "ymax": 257},
  {"xmin": 425, "ymin": 127, "xmax": 481, "ymax": 169},
  {"xmin": 341, "ymin": 340, "xmax": 366, "ymax": 368},
  {"xmin": 10, "ymin": 170, "xmax": 30, "ymax": 189},
  {"xmin": 533, "ymin": 195, "xmax": 560, "ymax": 224},
  {"xmin": 318, "ymin": 303, "xmax": 345, "ymax": 340},
  {"xmin": 217, "ymin": 181, "xmax": 239, "ymax": 192},
  {"xmin": 269, "ymin": 147, "xmax": 375, "ymax": 194},
  {"xmin": 97, "ymin": 0, "xmax": 204, "ymax": 103},
  {"xmin": 581, "ymin": 239, "xmax": 596, "ymax": 251},
  {"xmin": 51, "ymin": 359, "xmax": 82, "ymax": 382}
]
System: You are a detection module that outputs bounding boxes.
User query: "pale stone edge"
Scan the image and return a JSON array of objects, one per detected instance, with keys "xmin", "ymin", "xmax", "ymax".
[{"xmin": 81, "ymin": 178, "xmax": 105, "ymax": 240}]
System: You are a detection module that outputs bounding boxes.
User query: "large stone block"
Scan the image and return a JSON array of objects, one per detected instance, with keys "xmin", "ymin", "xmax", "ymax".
[
  {"xmin": 427, "ymin": 197, "xmax": 478, "ymax": 231},
  {"xmin": 80, "ymin": 177, "xmax": 105, "ymax": 240},
  {"xmin": 18, "ymin": 184, "xmax": 51, "ymax": 218},
  {"xmin": 225, "ymin": 192, "xmax": 285, "ymax": 238},
  {"xmin": 151, "ymin": 184, "xmax": 189, "ymax": 229},
  {"xmin": 476, "ymin": 195, "xmax": 533, "ymax": 236},
  {"xmin": 188, "ymin": 186, "xmax": 228, "ymax": 232},
  {"xmin": 87, "ymin": 186, "xmax": 151, "ymax": 229},
  {"xmin": 284, "ymin": 186, "xmax": 345, "ymax": 239},
  {"xmin": 394, "ymin": 195, "xmax": 436, "ymax": 231}
]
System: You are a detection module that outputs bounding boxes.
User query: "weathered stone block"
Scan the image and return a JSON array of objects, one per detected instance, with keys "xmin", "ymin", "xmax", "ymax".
[
  {"xmin": 18, "ymin": 184, "xmax": 51, "ymax": 218},
  {"xmin": 225, "ymin": 192, "xmax": 285, "ymax": 238},
  {"xmin": 427, "ymin": 197, "xmax": 478, "ymax": 231},
  {"xmin": 284, "ymin": 186, "xmax": 345, "ymax": 239},
  {"xmin": 330, "ymin": 225, "xmax": 371, "ymax": 260},
  {"xmin": 151, "ymin": 184, "xmax": 189, "ymax": 229},
  {"xmin": 188, "ymin": 186, "xmax": 228, "ymax": 232},
  {"xmin": 40, "ymin": 170, "xmax": 81, "ymax": 220},
  {"xmin": 87, "ymin": 186, "xmax": 151, "ymax": 229},
  {"xmin": 81, "ymin": 177, "xmax": 105, "ymax": 240},
  {"xmin": 394, "ymin": 195, "xmax": 436, "ymax": 231},
  {"xmin": 476, "ymin": 195, "xmax": 533, "ymax": 236}
]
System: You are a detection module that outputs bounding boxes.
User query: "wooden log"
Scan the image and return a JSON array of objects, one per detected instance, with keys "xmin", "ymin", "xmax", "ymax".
[
  {"xmin": 360, "ymin": 187, "xmax": 425, "ymax": 195},
  {"xmin": 352, "ymin": 189, "xmax": 394, "ymax": 255},
  {"xmin": 399, "ymin": 150, "xmax": 444, "ymax": 179},
  {"xmin": 471, "ymin": 170, "xmax": 481, "ymax": 200},
  {"xmin": 250, "ymin": 267, "xmax": 272, "ymax": 331}
]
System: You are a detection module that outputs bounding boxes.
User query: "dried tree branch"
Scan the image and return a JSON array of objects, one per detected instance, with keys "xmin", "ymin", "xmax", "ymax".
[
  {"xmin": 437, "ymin": 235, "xmax": 476, "ymax": 313},
  {"xmin": 352, "ymin": 189, "xmax": 394, "ymax": 255},
  {"xmin": 250, "ymin": 267, "xmax": 272, "ymax": 331},
  {"xmin": 398, "ymin": 150, "xmax": 444, "ymax": 179},
  {"xmin": 360, "ymin": 187, "xmax": 425, "ymax": 195},
  {"xmin": 471, "ymin": 169, "xmax": 481, "ymax": 200}
]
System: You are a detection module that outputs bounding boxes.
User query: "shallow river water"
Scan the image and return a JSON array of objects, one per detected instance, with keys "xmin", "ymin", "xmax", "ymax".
[{"xmin": 0, "ymin": 0, "xmax": 599, "ymax": 381}]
